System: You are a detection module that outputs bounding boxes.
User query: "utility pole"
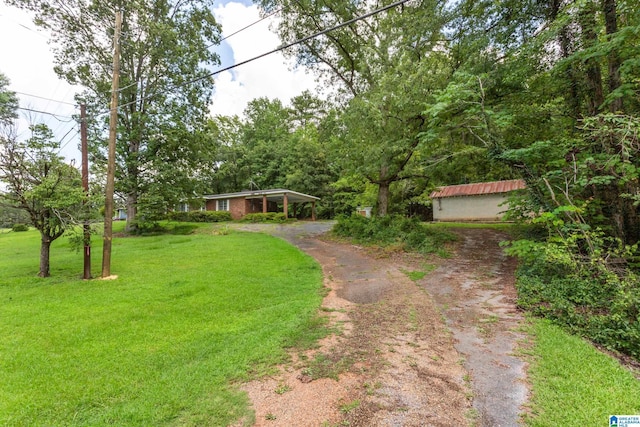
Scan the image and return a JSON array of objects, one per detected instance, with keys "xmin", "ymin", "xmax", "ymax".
[
  {"xmin": 102, "ymin": 10, "xmax": 122, "ymax": 278},
  {"xmin": 80, "ymin": 103, "xmax": 91, "ymax": 279}
]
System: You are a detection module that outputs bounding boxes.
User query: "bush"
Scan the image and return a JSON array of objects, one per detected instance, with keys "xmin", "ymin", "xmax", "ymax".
[
  {"xmin": 241, "ymin": 213, "xmax": 288, "ymax": 223},
  {"xmin": 167, "ymin": 211, "xmax": 232, "ymax": 223},
  {"xmin": 12, "ymin": 224, "xmax": 29, "ymax": 232},
  {"xmin": 131, "ymin": 220, "xmax": 167, "ymax": 235},
  {"xmin": 506, "ymin": 231, "xmax": 640, "ymax": 359},
  {"xmin": 333, "ymin": 214, "xmax": 456, "ymax": 254}
]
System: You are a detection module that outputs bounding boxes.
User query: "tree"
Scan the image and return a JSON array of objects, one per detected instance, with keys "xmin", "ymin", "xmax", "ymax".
[
  {"xmin": 200, "ymin": 93, "xmax": 339, "ymax": 216},
  {"xmin": 337, "ymin": 51, "xmax": 455, "ymax": 216},
  {"xmin": 446, "ymin": 0, "xmax": 640, "ymax": 243},
  {"xmin": 199, "ymin": 115, "xmax": 248, "ymax": 195},
  {"xmin": 7, "ymin": 0, "xmax": 221, "ymax": 232},
  {"xmin": 258, "ymin": 0, "xmax": 452, "ymax": 215},
  {"xmin": 0, "ymin": 124, "xmax": 85, "ymax": 277},
  {"xmin": 0, "ymin": 73, "xmax": 18, "ymax": 126},
  {"xmin": 0, "ymin": 73, "xmax": 28, "ymax": 229}
]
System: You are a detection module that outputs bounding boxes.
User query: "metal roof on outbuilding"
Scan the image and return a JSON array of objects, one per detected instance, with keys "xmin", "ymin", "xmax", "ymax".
[{"xmin": 430, "ymin": 179, "xmax": 526, "ymax": 199}]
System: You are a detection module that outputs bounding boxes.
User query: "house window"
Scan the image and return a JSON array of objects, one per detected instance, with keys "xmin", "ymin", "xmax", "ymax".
[
  {"xmin": 178, "ymin": 203, "xmax": 189, "ymax": 212},
  {"xmin": 217, "ymin": 199, "xmax": 229, "ymax": 211}
]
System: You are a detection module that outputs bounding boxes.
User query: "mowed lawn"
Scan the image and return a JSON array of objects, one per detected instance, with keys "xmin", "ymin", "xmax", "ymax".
[{"xmin": 0, "ymin": 224, "xmax": 325, "ymax": 426}]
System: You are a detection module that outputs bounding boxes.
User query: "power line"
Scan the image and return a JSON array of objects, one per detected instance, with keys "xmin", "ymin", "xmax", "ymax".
[
  {"xmin": 201, "ymin": 0, "xmax": 410, "ymax": 82},
  {"xmin": 210, "ymin": 7, "xmax": 282, "ymax": 48},
  {"xmin": 112, "ymin": 8, "xmax": 283, "ymax": 95},
  {"xmin": 103, "ymin": 0, "xmax": 410, "ymax": 115},
  {"xmin": 57, "ymin": 127, "xmax": 80, "ymax": 154},
  {"xmin": 16, "ymin": 106, "xmax": 75, "ymax": 122},
  {"xmin": 15, "ymin": 91, "xmax": 76, "ymax": 106},
  {"xmin": 0, "ymin": 14, "xmax": 48, "ymax": 39}
]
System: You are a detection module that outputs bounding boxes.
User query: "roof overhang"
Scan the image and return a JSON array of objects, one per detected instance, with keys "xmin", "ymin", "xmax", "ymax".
[{"xmin": 203, "ymin": 189, "xmax": 320, "ymax": 204}]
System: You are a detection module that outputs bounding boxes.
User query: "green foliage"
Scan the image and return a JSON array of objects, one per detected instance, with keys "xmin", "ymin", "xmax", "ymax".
[
  {"xmin": 0, "ymin": 227, "xmax": 326, "ymax": 425},
  {"xmin": 133, "ymin": 192, "xmax": 171, "ymax": 233},
  {"xmin": 0, "ymin": 72, "xmax": 18, "ymax": 125},
  {"xmin": 333, "ymin": 214, "xmax": 457, "ymax": 254},
  {"xmin": 202, "ymin": 97, "xmax": 338, "ymax": 217},
  {"xmin": 0, "ymin": 204, "xmax": 30, "ymax": 229},
  {"xmin": 167, "ymin": 210, "xmax": 232, "ymax": 223},
  {"xmin": 241, "ymin": 213, "xmax": 288, "ymax": 223},
  {"xmin": 257, "ymin": 0, "xmax": 461, "ymax": 216},
  {"xmin": 11, "ymin": 223, "xmax": 28, "ymax": 232},
  {"xmin": 504, "ymin": 222, "xmax": 640, "ymax": 358}
]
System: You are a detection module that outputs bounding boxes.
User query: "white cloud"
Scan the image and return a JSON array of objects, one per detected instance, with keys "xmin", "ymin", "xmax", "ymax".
[{"xmin": 210, "ymin": 2, "xmax": 319, "ymax": 117}]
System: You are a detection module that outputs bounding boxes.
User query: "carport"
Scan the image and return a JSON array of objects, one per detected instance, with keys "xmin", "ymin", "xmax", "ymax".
[{"xmin": 203, "ymin": 189, "xmax": 320, "ymax": 220}]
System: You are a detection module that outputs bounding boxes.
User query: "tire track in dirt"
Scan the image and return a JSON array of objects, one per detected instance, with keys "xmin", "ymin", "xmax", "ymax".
[{"xmin": 419, "ymin": 228, "xmax": 527, "ymax": 426}]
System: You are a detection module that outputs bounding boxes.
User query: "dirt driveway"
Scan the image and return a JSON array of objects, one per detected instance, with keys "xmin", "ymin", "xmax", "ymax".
[{"xmin": 231, "ymin": 222, "xmax": 527, "ymax": 427}]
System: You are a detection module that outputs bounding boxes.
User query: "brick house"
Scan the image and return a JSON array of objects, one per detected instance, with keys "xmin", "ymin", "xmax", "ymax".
[
  {"xmin": 430, "ymin": 179, "xmax": 526, "ymax": 222},
  {"xmin": 203, "ymin": 189, "xmax": 320, "ymax": 220}
]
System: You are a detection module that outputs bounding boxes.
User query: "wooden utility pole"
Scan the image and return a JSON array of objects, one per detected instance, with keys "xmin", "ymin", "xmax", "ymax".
[
  {"xmin": 102, "ymin": 10, "xmax": 122, "ymax": 278},
  {"xmin": 80, "ymin": 103, "xmax": 91, "ymax": 279}
]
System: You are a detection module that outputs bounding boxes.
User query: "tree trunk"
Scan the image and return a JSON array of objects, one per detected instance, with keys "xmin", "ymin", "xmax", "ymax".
[
  {"xmin": 550, "ymin": 0, "xmax": 580, "ymax": 117},
  {"xmin": 376, "ymin": 182, "xmax": 390, "ymax": 217},
  {"xmin": 39, "ymin": 236, "xmax": 51, "ymax": 278},
  {"xmin": 125, "ymin": 192, "xmax": 137, "ymax": 233},
  {"xmin": 579, "ymin": 1, "xmax": 605, "ymax": 115},
  {"xmin": 602, "ymin": 0, "xmax": 623, "ymax": 112}
]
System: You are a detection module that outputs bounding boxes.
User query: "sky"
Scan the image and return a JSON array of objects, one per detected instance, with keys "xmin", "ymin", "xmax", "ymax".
[{"xmin": 0, "ymin": 0, "xmax": 318, "ymax": 163}]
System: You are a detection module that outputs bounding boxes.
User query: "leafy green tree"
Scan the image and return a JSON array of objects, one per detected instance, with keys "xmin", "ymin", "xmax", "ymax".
[
  {"xmin": 240, "ymin": 96, "xmax": 337, "ymax": 208},
  {"xmin": 0, "ymin": 124, "xmax": 85, "ymax": 277},
  {"xmin": 200, "ymin": 115, "xmax": 249, "ymax": 194},
  {"xmin": 0, "ymin": 73, "xmax": 18, "ymax": 126},
  {"xmin": 336, "ymin": 47, "xmax": 463, "ymax": 215},
  {"xmin": 241, "ymin": 98, "xmax": 292, "ymax": 190},
  {"xmin": 0, "ymin": 73, "xmax": 28, "ymax": 229},
  {"xmin": 201, "ymin": 94, "xmax": 338, "ymax": 216},
  {"xmin": 7, "ymin": 0, "xmax": 221, "ymax": 232},
  {"xmin": 258, "ymin": 0, "xmax": 458, "ymax": 215}
]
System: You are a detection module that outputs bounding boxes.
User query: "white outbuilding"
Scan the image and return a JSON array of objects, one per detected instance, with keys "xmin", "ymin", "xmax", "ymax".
[{"xmin": 430, "ymin": 179, "xmax": 526, "ymax": 222}]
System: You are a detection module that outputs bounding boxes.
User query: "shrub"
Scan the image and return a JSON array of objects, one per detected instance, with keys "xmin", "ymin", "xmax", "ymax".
[
  {"xmin": 333, "ymin": 214, "xmax": 456, "ymax": 254},
  {"xmin": 167, "ymin": 211, "xmax": 232, "ymax": 223},
  {"xmin": 505, "ymin": 229, "xmax": 640, "ymax": 359},
  {"xmin": 12, "ymin": 224, "xmax": 29, "ymax": 232},
  {"xmin": 167, "ymin": 211, "xmax": 189, "ymax": 222},
  {"xmin": 241, "ymin": 213, "xmax": 288, "ymax": 223}
]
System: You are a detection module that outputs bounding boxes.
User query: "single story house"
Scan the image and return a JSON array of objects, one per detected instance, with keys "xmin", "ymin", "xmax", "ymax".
[
  {"xmin": 203, "ymin": 189, "xmax": 320, "ymax": 220},
  {"xmin": 430, "ymin": 179, "xmax": 526, "ymax": 222}
]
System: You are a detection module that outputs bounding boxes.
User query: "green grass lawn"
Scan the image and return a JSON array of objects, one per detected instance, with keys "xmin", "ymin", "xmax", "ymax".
[
  {"xmin": 0, "ymin": 224, "xmax": 326, "ymax": 426},
  {"xmin": 523, "ymin": 318, "xmax": 640, "ymax": 426}
]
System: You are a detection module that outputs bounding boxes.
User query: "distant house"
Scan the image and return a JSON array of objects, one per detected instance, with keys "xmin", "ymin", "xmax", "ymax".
[
  {"xmin": 202, "ymin": 189, "xmax": 320, "ymax": 220},
  {"xmin": 430, "ymin": 179, "xmax": 526, "ymax": 222},
  {"xmin": 114, "ymin": 208, "xmax": 127, "ymax": 220}
]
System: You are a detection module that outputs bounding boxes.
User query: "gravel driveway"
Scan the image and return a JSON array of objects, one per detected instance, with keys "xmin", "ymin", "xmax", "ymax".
[{"xmin": 230, "ymin": 221, "xmax": 527, "ymax": 427}]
